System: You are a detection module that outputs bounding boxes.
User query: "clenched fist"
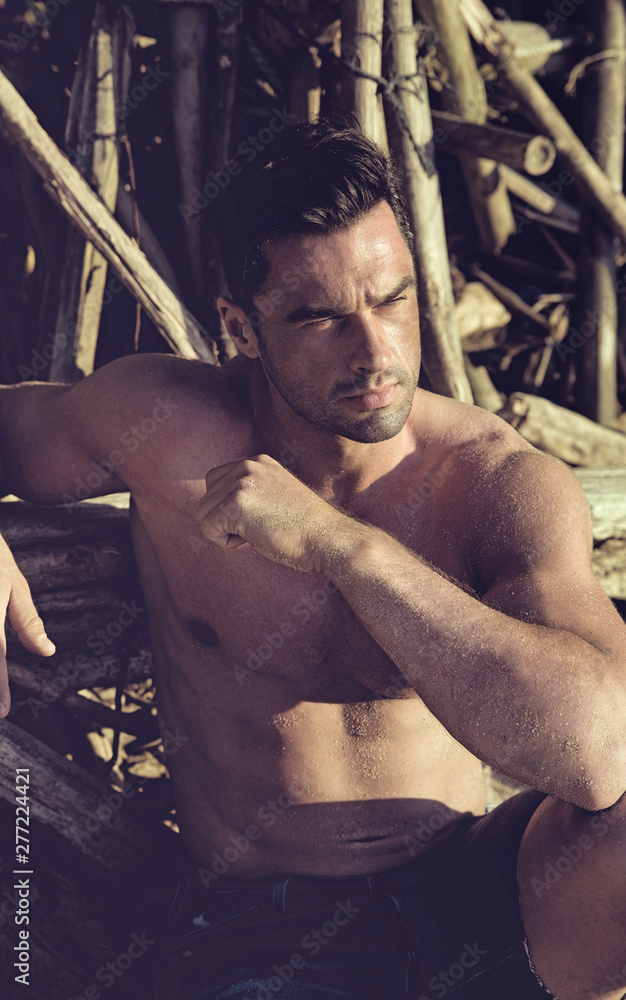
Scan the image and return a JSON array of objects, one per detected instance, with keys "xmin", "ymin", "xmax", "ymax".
[{"xmin": 194, "ymin": 454, "xmax": 352, "ymax": 574}]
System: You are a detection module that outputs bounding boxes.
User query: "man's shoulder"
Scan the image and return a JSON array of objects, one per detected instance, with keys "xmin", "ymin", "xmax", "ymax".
[
  {"xmin": 97, "ymin": 352, "xmax": 251, "ymax": 423},
  {"xmin": 415, "ymin": 390, "xmax": 536, "ymax": 468}
]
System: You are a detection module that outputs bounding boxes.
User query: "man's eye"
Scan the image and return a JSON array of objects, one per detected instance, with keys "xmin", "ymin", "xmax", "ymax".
[{"xmin": 383, "ymin": 296, "xmax": 407, "ymax": 305}]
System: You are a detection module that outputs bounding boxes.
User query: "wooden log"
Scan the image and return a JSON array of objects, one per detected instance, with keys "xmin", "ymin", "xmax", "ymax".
[
  {"xmin": 460, "ymin": 0, "xmax": 626, "ymax": 245},
  {"xmin": 431, "ymin": 110, "xmax": 556, "ymax": 175},
  {"xmin": 0, "ymin": 719, "xmax": 175, "ymax": 871},
  {"xmin": 464, "ymin": 356, "xmax": 504, "ymax": 412},
  {"xmin": 115, "ymin": 186, "xmax": 181, "ymax": 295},
  {"xmin": 416, "ymin": 0, "xmax": 515, "ymax": 253},
  {"xmin": 290, "ymin": 45, "xmax": 323, "ymax": 123},
  {"xmin": 0, "ymin": 499, "xmax": 129, "ymax": 548},
  {"xmin": 498, "ymin": 392, "xmax": 626, "ymax": 467},
  {"xmin": 573, "ymin": 469, "xmax": 626, "ymax": 540},
  {"xmin": 8, "ymin": 661, "xmax": 157, "ymax": 740},
  {"xmin": 12, "ymin": 539, "xmax": 132, "ymax": 594},
  {"xmin": 0, "ymin": 69, "xmax": 216, "ymax": 363},
  {"xmin": 168, "ymin": 6, "xmax": 210, "ymax": 299},
  {"xmin": 383, "ymin": 0, "xmax": 472, "ymax": 402},
  {"xmin": 204, "ymin": 3, "xmax": 243, "ymax": 362},
  {"xmin": 12, "ymin": 645, "xmax": 153, "ymax": 692},
  {"xmin": 340, "ymin": 0, "xmax": 388, "ymax": 148},
  {"xmin": 455, "ymin": 280, "xmax": 511, "ymax": 351},
  {"xmin": 577, "ymin": 0, "xmax": 626, "ymax": 427},
  {"xmin": 50, "ymin": 4, "xmax": 133, "ymax": 383},
  {"xmin": 472, "ymin": 267, "xmax": 552, "ymax": 331}
]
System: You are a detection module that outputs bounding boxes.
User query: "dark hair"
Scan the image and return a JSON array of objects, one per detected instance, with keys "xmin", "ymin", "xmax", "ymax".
[{"xmin": 209, "ymin": 113, "xmax": 414, "ymax": 320}]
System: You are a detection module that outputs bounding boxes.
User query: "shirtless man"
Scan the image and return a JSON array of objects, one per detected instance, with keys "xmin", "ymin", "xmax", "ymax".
[{"xmin": 0, "ymin": 118, "xmax": 624, "ymax": 1000}]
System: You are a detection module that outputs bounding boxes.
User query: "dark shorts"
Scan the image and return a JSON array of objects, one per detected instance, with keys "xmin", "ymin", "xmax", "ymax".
[{"xmin": 154, "ymin": 789, "xmax": 552, "ymax": 1000}]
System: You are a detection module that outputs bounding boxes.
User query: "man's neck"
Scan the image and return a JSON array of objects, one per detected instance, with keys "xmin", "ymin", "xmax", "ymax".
[{"xmin": 248, "ymin": 362, "xmax": 421, "ymax": 503}]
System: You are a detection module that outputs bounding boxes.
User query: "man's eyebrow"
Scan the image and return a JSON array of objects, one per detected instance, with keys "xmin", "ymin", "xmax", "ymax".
[{"xmin": 285, "ymin": 274, "xmax": 417, "ymax": 325}]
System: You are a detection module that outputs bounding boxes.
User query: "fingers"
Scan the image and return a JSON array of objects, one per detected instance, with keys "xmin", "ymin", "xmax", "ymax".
[{"xmin": 7, "ymin": 574, "xmax": 55, "ymax": 658}]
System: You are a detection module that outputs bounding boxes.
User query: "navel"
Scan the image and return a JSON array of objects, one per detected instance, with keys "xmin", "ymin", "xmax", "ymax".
[{"xmin": 186, "ymin": 618, "xmax": 220, "ymax": 648}]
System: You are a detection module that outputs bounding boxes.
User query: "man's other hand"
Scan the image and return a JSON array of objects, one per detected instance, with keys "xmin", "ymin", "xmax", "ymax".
[
  {"xmin": 195, "ymin": 454, "xmax": 353, "ymax": 574},
  {"xmin": 0, "ymin": 535, "xmax": 55, "ymax": 717}
]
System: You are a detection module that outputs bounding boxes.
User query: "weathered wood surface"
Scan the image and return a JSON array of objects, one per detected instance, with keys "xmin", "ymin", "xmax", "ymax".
[
  {"xmin": 384, "ymin": 0, "xmax": 473, "ymax": 402},
  {"xmin": 499, "ymin": 392, "xmax": 626, "ymax": 468},
  {"xmin": 577, "ymin": 0, "xmax": 626, "ymax": 427},
  {"xmin": 431, "ymin": 110, "xmax": 556, "ymax": 176},
  {"xmin": 417, "ymin": 0, "xmax": 515, "ymax": 253},
  {"xmin": 0, "ymin": 69, "xmax": 216, "ymax": 363},
  {"xmin": 460, "ymin": 0, "xmax": 626, "ymax": 245},
  {"xmin": 0, "ymin": 718, "xmax": 175, "ymax": 872},
  {"xmin": 340, "ymin": 0, "xmax": 387, "ymax": 148}
]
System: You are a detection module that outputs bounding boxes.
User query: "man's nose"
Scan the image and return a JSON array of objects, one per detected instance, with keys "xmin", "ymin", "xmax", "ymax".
[{"xmin": 345, "ymin": 313, "xmax": 392, "ymax": 375}]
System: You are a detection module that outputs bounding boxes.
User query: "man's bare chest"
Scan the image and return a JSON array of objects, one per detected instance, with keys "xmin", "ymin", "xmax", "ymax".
[{"xmin": 129, "ymin": 464, "xmax": 479, "ymax": 702}]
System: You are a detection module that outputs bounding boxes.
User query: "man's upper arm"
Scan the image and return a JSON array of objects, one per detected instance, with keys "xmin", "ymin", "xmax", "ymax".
[
  {"xmin": 474, "ymin": 449, "xmax": 626, "ymax": 663},
  {"xmin": 0, "ymin": 354, "xmax": 176, "ymax": 504}
]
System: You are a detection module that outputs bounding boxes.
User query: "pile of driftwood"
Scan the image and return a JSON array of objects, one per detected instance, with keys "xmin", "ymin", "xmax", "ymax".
[{"xmin": 1, "ymin": 1, "xmax": 626, "ymax": 996}]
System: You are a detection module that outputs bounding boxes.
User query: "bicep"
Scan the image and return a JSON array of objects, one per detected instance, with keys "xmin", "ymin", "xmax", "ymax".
[
  {"xmin": 476, "ymin": 451, "xmax": 626, "ymax": 659},
  {"xmin": 0, "ymin": 355, "xmax": 156, "ymax": 504}
]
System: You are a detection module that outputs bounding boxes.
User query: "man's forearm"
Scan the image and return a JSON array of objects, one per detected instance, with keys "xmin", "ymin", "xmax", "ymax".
[{"xmin": 322, "ymin": 521, "xmax": 626, "ymax": 811}]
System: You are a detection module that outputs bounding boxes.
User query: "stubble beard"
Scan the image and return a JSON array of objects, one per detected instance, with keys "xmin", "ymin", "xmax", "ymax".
[{"xmin": 258, "ymin": 350, "xmax": 419, "ymax": 443}]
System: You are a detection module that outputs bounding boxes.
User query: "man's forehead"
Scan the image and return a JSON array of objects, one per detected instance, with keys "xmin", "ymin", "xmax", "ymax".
[{"xmin": 263, "ymin": 204, "xmax": 413, "ymax": 302}]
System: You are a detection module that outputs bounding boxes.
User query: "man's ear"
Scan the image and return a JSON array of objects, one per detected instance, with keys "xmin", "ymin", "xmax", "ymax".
[{"xmin": 217, "ymin": 297, "xmax": 260, "ymax": 359}]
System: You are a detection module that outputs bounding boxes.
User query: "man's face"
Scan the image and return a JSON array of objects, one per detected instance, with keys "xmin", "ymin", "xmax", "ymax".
[{"xmin": 249, "ymin": 201, "xmax": 421, "ymax": 444}]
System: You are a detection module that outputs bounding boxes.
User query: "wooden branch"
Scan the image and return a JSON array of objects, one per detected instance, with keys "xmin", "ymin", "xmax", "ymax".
[
  {"xmin": 8, "ymin": 661, "xmax": 157, "ymax": 740},
  {"xmin": 0, "ymin": 69, "xmax": 216, "ymax": 363},
  {"xmin": 416, "ymin": 0, "xmax": 515, "ymax": 253},
  {"xmin": 341, "ymin": 0, "xmax": 388, "ymax": 148},
  {"xmin": 384, "ymin": 0, "xmax": 472, "ymax": 401},
  {"xmin": 290, "ymin": 45, "xmax": 323, "ymax": 123},
  {"xmin": 116, "ymin": 186, "xmax": 181, "ymax": 295},
  {"xmin": 50, "ymin": 4, "xmax": 133, "ymax": 383},
  {"xmin": 455, "ymin": 280, "xmax": 511, "ymax": 351},
  {"xmin": 169, "ymin": 6, "xmax": 210, "ymax": 298},
  {"xmin": 577, "ymin": 0, "xmax": 626, "ymax": 426},
  {"xmin": 472, "ymin": 266, "xmax": 552, "ymax": 330},
  {"xmin": 0, "ymin": 719, "xmax": 175, "ymax": 871},
  {"xmin": 431, "ymin": 110, "xmax": 556, "ymax": 175},
  {"xmin": 573, "ymin": 469, "xmax": 626, "ymax": 540},
  {"xmin": 460, "ymin": 0, "xmax": 626, "ymax": 245},
  {"xmin": 464, "ymin": 356, "xmax": 504, "ymax": 411},
  {"xmin": 500, "ymin": 166, "xmax": 580, "ymax": 226},
  {"xmin": 499, "ymin": 392, "xmax": 626, "ymax": 466}
]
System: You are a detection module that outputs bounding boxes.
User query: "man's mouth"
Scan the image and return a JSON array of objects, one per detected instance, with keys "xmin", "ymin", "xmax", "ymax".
[{"xmin": 343, "ymin": 382, "xmax": 400, "ymax": 410}]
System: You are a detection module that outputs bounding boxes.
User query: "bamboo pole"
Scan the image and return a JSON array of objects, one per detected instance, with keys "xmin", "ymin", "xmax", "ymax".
[
  {"xmin": 169, "ymin": 6, "xmax": 210, "ymax": 299},
  {"xmin": 0, "ymin": 70, "xmax": 215, "ymax": 363},
  {"xmin": 204, "ymin": 3, "xmax": 243, "ymax": 362},
  {"xmin": 341, "ymin": 0, "xmax": 388, "ymax": 148},
  {"xmin": 577, "ymin": 0, "xmax": 626, "ymax": 426},
  {"xmin": 384, "ymin": 0, "xmax": 472, "ymax": 402},
  {"xmin": 51, "ymin": 4, "xmax": 133, "ymax": 382},
  {"xmin": 431, "ymin": 111, "xmax": 556, "ymax": 175},
  {"xmin": 290, "ymin": 45, "xmax": 323, "ymax": 123},
  {"xmin": 416, "ymin": 0, "xmax": 515, "ymax": 253},
  {"xmin": 460, "ymin": 0, "xmax": 626, "ymax": 245}
]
